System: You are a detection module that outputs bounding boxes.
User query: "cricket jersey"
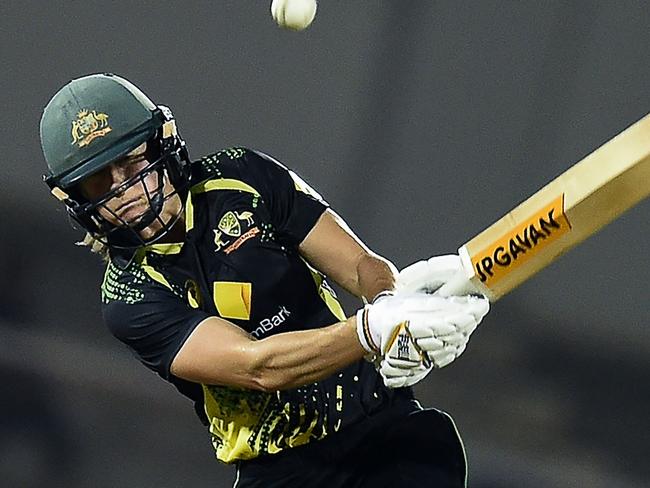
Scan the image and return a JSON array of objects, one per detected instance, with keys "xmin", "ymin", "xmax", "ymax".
[{"xmin": 101, "ymin": 148, "xmax": 414, "ymax": 463}]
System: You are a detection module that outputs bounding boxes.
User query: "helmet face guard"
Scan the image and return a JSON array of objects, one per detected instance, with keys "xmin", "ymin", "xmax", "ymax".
[
  {"xmin": 44, "ymin": 108, "xmax": 191, "ymax": 250},
  {"xmin": 69, "ymin": 146, "xmax": 188, "ymax": 250}
]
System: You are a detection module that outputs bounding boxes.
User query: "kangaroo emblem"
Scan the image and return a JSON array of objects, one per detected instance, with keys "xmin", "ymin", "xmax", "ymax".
[{"xmin": 214, "ymin": 230, "xmax": 228, "ymax": 251}]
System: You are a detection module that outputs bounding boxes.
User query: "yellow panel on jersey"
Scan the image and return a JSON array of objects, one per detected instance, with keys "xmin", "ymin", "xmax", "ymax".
[
  {"xmin": 288, "ymin": 169, "xmax": 325, "ymax": 201},
  {"xmin": 201, "ymin": 385, "xmax": 327, "ymax": 463},
  {"xmin": 213, "ymin": 281, "xmax": 252, "ymax": 320}
]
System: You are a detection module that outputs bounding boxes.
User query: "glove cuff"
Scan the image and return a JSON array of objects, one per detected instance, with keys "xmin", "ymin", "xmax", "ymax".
[
  {"xmin": 356, "ymin": 306, "xmax": 379, "ymax": 354},
  {"xmin": 372, "ymin": 290, "xmax": 394, "ymax": 303}
]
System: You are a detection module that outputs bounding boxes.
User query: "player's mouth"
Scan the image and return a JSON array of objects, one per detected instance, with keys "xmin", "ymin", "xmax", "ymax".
[{"xmin": 115, "ymin": 197, "xmax": 146, "ymax": 221}]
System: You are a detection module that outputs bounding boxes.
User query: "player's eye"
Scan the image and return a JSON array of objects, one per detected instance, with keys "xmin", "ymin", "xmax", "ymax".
[{"xmin": 78, "ymin": 168, "xmax": 112, "ymax": 200}]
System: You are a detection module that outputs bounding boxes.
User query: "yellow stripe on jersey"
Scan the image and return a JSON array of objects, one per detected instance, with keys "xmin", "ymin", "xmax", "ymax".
[
  {"xmin": 145, "ymin": 243, "xmax": 183, "ymax": 255},
  {"xmin": 192, "ymin": 178, "xmax": 260, "ymax": 196},
  {"xmin": 185, "ymin": 190, "xmax": 195, "ymax": 232},
  {"xmin": 213, "ymin": 281, "xmax": 252, "ymax": 320},
  {"xmin": 288, "ymin": 170, "xmax": 324, "ymax": 201},
  {"xmin": 140, "ymin": 258, "xmax": 174, "ymax": 291},
  {"xmin": 302, "ymin": 259, "xmax": 346, "ymax": 321}
]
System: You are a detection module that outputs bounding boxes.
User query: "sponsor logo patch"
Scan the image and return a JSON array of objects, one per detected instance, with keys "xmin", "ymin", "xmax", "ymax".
[
  {"xmin": 470, "ymin": 194, "xmax": 571, "ymax": 286},
  {"xmin": 251, "ymin": 305, "xmax": 291, "ymax": 338}
]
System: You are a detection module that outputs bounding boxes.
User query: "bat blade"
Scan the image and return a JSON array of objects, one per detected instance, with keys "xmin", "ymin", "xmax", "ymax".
[{"xmin": 439, "ymin": 113, "xmax": 650, "ymax": 302}]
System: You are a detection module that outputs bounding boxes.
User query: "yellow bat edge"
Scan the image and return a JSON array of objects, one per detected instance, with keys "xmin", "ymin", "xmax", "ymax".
[{"xmin": 440, "ymin": 113, "xmax": 650, "ymax": 302}]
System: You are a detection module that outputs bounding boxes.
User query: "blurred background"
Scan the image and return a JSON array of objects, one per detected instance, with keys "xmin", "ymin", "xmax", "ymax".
[{"xmin": 1, "ymin": 1, "xmax": 649, "ymax": 487}]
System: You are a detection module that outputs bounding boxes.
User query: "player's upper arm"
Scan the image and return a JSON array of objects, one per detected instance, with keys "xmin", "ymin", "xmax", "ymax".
[
  {"xmin": 299, "ymin": 209, "xmax": 397, "ymax": 299},
  {"xmin": 102, "ymin": 267, "xmax": 211, "ymax": 381},
  {"xmin": 102, "ymin": 260, "xmax": 271, "ymax": 389}
]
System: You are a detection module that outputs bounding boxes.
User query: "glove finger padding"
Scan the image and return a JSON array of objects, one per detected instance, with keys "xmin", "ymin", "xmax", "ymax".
[
  {"xmin": 436, "ymin": 331, "xmax": 466, "ymax": 346},
  {"xmin": 432, "ymin": 352, "xmax": 456, "ymax": 369},
  {"xmin": 417, "ymin": 336, "xmax": 446, "ymax": 351},
  {"xmin": 408, "ymin": 318, "xmax": 457, "ymax": 339},
  {"xmin": 396, "ymin": 255, "xmax": 463, "ymax": 294},
  {"xmin": 380, "ymin": 356, "xmax": 433, "ymax": 389},
  {"xmin": 425, "ymin": 344, "xmax": 460, "ymax": 368}
]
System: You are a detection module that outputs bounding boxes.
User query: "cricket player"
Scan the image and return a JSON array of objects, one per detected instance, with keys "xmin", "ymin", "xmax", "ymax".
[{"xmin": 40, "ymin": 73, "xmax": 489, "ymax": 487}]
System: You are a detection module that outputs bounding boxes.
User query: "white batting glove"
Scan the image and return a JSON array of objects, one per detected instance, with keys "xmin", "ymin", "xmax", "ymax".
[
  {"xmin": 412, "ymin": 294, "xmax": 488, "ymax": 364},
  {"xmin": 395, "ymin": 254, "xmax": 466, "ymax": 295},
  {"xmin": 356, "ymin": 294, "xmax": 463, "ymax": 358},
  {"xmin": 378, "ymin": 294, "xmax": 490, "ymax": 388}
]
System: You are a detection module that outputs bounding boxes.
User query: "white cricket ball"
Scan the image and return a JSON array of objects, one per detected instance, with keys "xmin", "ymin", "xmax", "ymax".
[{"xmin": 271, "ymin": 0, "xmax": 317, "ymax": 31}]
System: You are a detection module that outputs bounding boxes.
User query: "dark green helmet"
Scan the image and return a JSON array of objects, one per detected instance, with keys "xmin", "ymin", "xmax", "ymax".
[
  {"xmin": 41, "ymin": 73, "xmax": 191, "ymax": 250},
  {"xmin": 41, "ymin": 73, "xmax": 161, "ymax": 189}
]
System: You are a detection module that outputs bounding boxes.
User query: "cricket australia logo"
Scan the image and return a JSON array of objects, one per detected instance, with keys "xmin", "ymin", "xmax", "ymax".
[
  {"xmin": 214, "ymin": 210, "xmax": 259, "ymax": 254},
  {"xmin": 71, "ymin": 109, "xmax": 111, "ymax": 147},
  {"xmin": 218, "ymin": 211, "xmax": 242, "ymax": 237}
]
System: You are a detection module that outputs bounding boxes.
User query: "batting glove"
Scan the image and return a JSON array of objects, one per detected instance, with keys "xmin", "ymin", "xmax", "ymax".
[
  {"xmin": 378, "ymin": 294, "xmax": 490, "ymax": 388},
  {"xmin": 395, "ymin": 254, "xmax": 466, "ymax": 295},
  {"xmin": 356, "ymin": 294, "xmax": 462, "ymax": 359}
]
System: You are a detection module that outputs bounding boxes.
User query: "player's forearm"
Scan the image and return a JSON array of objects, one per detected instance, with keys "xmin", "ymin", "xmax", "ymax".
[{"xmin": 248, "ymin": 315, "xmax": 365, "ymax": 392}]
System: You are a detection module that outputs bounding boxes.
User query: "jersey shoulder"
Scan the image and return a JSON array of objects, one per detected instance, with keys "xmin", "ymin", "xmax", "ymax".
[
  {"xmin": 101, "ymin": 254, "xmax": 184, "ymax": 306},
  {"xmin": 101, "ymin": 257, "xmax": 149, "ymax": 305},
  {"xmin": 190, "ymin": 147, "xmax": 278, "ymax": 186}
]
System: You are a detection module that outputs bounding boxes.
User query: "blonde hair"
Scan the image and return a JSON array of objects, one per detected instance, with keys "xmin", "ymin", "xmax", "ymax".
[{"xmin": 76, "ymin": 233, "xmax": 110, "ymax": 261}]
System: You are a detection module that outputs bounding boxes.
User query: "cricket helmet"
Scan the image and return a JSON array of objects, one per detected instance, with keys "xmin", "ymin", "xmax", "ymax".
[{"xmin": 41, "ymin": 73, "xmax": 191, "ymax": 250}]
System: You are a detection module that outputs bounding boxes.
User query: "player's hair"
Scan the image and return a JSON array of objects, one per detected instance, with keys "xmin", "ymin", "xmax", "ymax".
[{"xmin": 77, "ymin": 232, "xmax": 110, "ymax": 262}]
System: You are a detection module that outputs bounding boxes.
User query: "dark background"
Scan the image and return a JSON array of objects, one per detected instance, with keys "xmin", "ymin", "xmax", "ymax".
[{"xmin": 1, "ymin": 1, "xmax": 649, "ymax": 487}]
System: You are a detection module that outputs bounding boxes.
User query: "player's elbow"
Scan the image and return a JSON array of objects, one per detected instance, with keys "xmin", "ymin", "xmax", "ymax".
[
  {"xmin": 245, "ymin": 346, "xmax": 298, "ymax": 393},
  {"xmin": 356, "ymin": 252, "xmax": 397, "ymax": 300},
  {"xmin": 249, "ymin": 374, "xmax": 287, "ymax": 394}
]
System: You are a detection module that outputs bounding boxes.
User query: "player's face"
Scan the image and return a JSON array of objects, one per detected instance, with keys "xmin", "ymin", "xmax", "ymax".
[{"xmin": 77, "ymin": 142, "xmax": 182, "ymax": 240}]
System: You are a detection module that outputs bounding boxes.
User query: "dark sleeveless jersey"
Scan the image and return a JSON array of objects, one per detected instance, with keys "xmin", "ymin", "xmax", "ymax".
[{"xmin": 101, "ymin": 148, "xmax": 413, "ymax": 463}]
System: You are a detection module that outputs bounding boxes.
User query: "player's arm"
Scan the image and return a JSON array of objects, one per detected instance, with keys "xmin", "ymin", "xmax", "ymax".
[
  {"xmin": 170, "ymin": 314, "xmax": 364, "ymax": 392},
  {"xmin": 299, "ymin": 209, "xmax": 398, "ymax": 301},
  {"xmin": 238, "ymin": 149, "xmax": 396, "ymax": 301},
  {"xmin": 171, "ymin": 210, "xmax": 396, "ymax": 392},
  {"xmin": 170, "ymin": 291, "xmax": 486, "ymax": 392}
]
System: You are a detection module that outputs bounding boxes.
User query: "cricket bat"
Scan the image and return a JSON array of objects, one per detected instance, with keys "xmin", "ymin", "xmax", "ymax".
[{"xmin": 437, "ymin": 113, "xmax": 650, "ymax": 302}]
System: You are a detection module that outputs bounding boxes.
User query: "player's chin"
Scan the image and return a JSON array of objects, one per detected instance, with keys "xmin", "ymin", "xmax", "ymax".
[{"xmin": 138, "ymin": 220, "xmax": 166, "ymax": 240}]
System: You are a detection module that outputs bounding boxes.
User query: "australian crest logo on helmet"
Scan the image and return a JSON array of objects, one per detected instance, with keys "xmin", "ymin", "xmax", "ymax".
[{"xmin": 71, "ymin": 109, "xmax": 112, "ymax": 147}]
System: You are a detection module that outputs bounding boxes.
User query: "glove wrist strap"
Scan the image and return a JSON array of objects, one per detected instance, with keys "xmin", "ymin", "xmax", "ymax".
[
  {"xmin": 371, "ymin": 290, "xmax": 394, "ymax": 303},
  {"xmin": 356, "ymin": 306, "xmax": 379, "ymax": 354}
]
